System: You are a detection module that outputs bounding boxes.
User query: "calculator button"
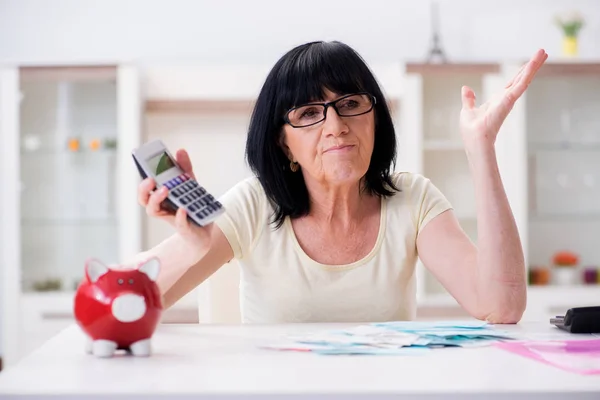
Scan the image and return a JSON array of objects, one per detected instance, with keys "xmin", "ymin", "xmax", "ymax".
[
  {"xmin": 188, "ymin": 204, "xmax": 197, "ymax": 212},
  {"xmin": 180, "ymin": 197, "xmax": 189, "ymax": 205},
  {"xmin": 180, "ymin": 174, "xmax": 189, "ymax": 182}
]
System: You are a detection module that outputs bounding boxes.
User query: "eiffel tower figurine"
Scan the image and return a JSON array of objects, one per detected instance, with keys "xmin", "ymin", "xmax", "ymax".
[{"xmin": 426, "ymin": 1, "xmax": 447, "ymax": 64}]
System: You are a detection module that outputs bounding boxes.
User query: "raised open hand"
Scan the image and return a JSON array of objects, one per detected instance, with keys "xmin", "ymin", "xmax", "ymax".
[{"xmin": 460, "ymin": 49, "xmax": 548, "ymax": 149}]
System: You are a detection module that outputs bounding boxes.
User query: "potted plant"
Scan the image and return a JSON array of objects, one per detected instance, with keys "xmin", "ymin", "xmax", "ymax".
[{"xmin": 554, "ymin": 11, "xmax": 585, "ymax": 57}]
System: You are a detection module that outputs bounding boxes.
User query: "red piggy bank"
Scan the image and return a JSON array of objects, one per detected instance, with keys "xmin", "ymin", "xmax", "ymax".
[{"xmin": 73, "ymin": 257, "xmax": 163, "ymax": 358}]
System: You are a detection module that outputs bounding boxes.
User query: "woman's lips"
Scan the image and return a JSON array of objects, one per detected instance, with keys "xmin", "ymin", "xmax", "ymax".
[{"xmin": 324, "ymin": 144, "xmax": 355, "ymax": 153}]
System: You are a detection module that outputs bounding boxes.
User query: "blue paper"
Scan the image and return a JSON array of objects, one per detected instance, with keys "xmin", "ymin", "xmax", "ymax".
[{"xmin": 263, "ymin": 320, "xmax": 516, "ymax": 355}]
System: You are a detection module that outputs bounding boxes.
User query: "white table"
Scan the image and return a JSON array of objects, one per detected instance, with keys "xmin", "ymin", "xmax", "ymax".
[{"xmin": 0, "ymin": 321, "xmax": 599, "ymax": 399}]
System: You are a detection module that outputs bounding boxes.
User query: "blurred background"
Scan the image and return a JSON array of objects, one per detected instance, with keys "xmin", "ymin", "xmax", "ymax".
[{"xmin": 1, "ymin": 0, "xmax": 599, "ymax": 369}]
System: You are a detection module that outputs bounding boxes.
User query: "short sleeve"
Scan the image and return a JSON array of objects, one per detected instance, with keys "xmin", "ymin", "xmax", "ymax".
[
  {"xmin": 214, "ymin": 177, "xmax": 266, "ymax": 259},
  {"xmin": 406, "ymin": 173, "xmax": 453, "ymax": 235}
]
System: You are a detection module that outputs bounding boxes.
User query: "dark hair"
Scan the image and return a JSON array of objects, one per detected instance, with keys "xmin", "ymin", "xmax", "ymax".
[{"xmin": 245, "ymin": 40, "xmax": 399, "ymax": 229}]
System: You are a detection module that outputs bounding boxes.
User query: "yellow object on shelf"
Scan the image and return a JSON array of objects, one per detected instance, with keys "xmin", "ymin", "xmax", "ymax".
[
  {"xmin": 67, "ymin": 138, "xmax": 80, "ymax": 152},
  {"xmin": 89, "ymin": 139, "xmax": 101, "ymax": 151},
  {"xmin": 562, "ymin": 36, "xmax": 578, "ymax": 57}
]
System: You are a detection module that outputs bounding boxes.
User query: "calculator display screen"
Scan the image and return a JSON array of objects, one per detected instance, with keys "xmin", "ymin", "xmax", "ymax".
[{"xmin": 147, "ymin": 151, "xmax": 176, "ymax": 176}]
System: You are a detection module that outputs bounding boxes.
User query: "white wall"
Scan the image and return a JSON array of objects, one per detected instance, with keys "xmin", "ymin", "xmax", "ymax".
[
  {"xmin": 1, "ymin": 0, "xmax": 600, "ymax": 339},
  {"xmin": 0, "ymin": 0, "xmax": 599, "ymax": 66}
]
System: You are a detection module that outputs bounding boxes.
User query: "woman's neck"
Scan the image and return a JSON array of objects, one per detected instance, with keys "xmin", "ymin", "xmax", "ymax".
[{"xmin": 303, "ymin": 177, "xmax": 372, "ymax": 227}]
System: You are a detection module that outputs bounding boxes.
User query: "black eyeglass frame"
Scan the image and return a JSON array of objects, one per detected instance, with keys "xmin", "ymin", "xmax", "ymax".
[{"xmin": 283, "ymin": 92, "xmax": 377, "ymax": 128}]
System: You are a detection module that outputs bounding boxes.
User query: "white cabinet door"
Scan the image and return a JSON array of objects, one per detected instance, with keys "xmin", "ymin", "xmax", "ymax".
[{"xmin": 0, "ymin": 66, "xmax": 22, "ymax": 368}]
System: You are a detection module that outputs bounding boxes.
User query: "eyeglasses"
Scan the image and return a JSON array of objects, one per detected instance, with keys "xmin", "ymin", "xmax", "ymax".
[{"xmin": 284, "ymin": 92, "xmax": 376, "ymax": 128}]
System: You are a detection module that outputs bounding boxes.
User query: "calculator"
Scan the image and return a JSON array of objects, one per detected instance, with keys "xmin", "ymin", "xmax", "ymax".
[
  {"xmin": 550, "ymin": 306, "xmax": 600, "ymax": 334},
  {"xmin": 131, "ymin": 139, "xmax": 225, "ymax": 226}
]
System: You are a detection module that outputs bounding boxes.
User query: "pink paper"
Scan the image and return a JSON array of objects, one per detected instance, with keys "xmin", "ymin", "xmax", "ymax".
[{"xmin": 495, "ymin": 339, "xmax": 600, "ymax": 375}]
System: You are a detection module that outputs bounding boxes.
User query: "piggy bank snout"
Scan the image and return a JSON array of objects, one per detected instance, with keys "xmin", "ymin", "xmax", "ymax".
[{"xmin": 111, "ymin": 294, "xmax": 147, "ymax": 323}]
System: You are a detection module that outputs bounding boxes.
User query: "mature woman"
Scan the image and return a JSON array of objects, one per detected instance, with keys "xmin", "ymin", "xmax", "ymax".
[{"xmin": 135, "ymin": 41, "xmax": 547, "ymax": 324}]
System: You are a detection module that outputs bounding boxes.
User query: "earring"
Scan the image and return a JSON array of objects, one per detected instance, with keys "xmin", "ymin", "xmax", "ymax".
[{"xmin": 290, "ymin": 160, "xmax": 299, "ymax": 172}]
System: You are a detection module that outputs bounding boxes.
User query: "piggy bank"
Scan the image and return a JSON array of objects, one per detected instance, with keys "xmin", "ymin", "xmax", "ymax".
[{"xmin": 73, "ymin": 257, "xmax": 163, "ymax": 358}]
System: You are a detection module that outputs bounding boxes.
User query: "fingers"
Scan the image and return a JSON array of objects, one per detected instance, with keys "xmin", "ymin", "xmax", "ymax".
[
  {"xmin": 461, "ymin": 86, "xmax": 476, "ymax": 110},
  {"xmin": 176, "ymin": 149, "xmax": 195, "ymax": 178},
  {"xmin": 505, "ymin": 49, "xmax": 548, "ymax": 90},
  {"xmin": 138, "ymin": 178, "xmax": 156, "ymax": 207},
  {"xmin": 146, "ymin": 186, "xmax": 171, "ymax": 217},
  {"xmin": 505, "ymin": 64, "xmax": 526, "ymax": 89},
  {"xmin": 504, "ymin": 49, "xmax": 548, "ymax": 107},
  {"xmin": 174, "ymin": 207, "xmax": 193, "ymax": 236}
]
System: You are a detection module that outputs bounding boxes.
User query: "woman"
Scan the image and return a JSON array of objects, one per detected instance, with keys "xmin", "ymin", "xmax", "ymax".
[{"xmin": 135, "ymin": 41, "xmax": 547, "ymax": 324}]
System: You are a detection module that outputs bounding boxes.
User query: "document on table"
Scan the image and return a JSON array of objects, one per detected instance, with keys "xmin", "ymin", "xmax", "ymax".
[
  {"xmin": 261, "ymin": 321, "xmax": 517, "ymax": 355},
  {"xmin": 496, "ymin": 339, "xmax": 600, "ymax": 375}
]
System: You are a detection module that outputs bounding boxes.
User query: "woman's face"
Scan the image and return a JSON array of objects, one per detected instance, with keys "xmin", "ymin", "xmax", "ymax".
[{"xmin": 280, "ymin": 89, "xmax": 375, "ymax": 187}]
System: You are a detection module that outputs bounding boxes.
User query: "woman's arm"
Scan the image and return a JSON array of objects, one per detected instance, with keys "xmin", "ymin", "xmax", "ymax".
[
  {"xmin": 416, "ymin": 49, "xmax": 547, "ymax": 323},
  {"xmin": 122, "ymin": 223, "xmax": 233, "ymax": 308},
  {"xmin": 161, "ymin": 224, "xmax": 233, "ymax": 308},
  {"xmin": 416, "ymin": 144, "xmax": 526, "ymax": 323}
]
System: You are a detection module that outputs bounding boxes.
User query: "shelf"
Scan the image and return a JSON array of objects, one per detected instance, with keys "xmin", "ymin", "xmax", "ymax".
[
  {"xmin": 20, "ymin": 149, "xmax": 117, "ymax": 156},
  {"xmin": 20, "ymin": 289, "xmax": 200, "ymax": 311},
  {"xmin": 528, "ymin": 141, "xmax": 600, "ymax": 152},
  {"xmin": 19, "ymin": 66, "xmax": 117, "ymax": 82},
  {"xmin": 419, "ymin": 285, "xmax": 600, "ymax": 308},
  {"xmin": 529, "ymin": 212, "xmax": 600, "ymax": 222},
  {"xmin": 145, "ymin": 99, "xmax": 256, "ymax": 114},
  {"xmin": 536, "ymin": 62, "xmax": 600, "ymax": 77},
  {"xmin": 20, "ymin": 218, "xmax": 117, "ymax": 227},
  {"xmin": 423, "ymin": 139, "xmax": 464, "ymax": 151},
  {"xmin": 405, "ymin": 62, "xmax": 500, "ymax": 75},
  {"xmin": 526, "ymin": 285, "xmax": 600, "ymax": 307}
]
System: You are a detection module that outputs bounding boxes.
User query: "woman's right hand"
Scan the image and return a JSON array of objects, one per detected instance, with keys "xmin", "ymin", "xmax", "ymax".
[{"xmin": 137, "ymin": 148, "xmax": 212, "ymax": 245}]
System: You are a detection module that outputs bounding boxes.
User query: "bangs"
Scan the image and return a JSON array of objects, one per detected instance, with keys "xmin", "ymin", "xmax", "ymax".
[{"xmin": 274, "ymin": 41, "xmax": 372, "ymax": 118}]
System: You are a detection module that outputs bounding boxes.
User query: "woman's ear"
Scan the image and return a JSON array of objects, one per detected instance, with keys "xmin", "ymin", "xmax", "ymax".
[{"xmin": 278, "ymin": 131, "xmax": 292, "ymax": 160}]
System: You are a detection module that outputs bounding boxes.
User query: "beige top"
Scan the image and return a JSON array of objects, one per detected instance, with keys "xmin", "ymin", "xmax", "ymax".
[{"xmin": 214, "ymin": 172, "xmax": 453, "ymax": 323}]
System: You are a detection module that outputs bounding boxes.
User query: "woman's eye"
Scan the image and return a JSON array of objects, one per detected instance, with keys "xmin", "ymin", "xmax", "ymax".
[
  {"xmin": 338, "ymin": 100, "xmax": 359, "ymax": 109},
  {"xmin": 300, "ymin": 108, "xmax": 319, "ymax": 119}
]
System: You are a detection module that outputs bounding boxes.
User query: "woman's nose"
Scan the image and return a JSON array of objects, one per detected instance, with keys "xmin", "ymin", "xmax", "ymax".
[{"xmin": 322, "ymin": 106, "xmax": 348, "ymax": 137}]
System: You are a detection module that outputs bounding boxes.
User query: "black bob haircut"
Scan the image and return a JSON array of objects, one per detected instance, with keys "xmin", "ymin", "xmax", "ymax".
[{"xmin": 245, "ymin": 40, "xmax": 399, "ymax": 229}]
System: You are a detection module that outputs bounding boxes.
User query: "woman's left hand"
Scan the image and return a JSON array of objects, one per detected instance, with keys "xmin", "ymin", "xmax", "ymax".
[{"xmin": 459, "ymin": 49, "xmax": 548, "ymax": 151}]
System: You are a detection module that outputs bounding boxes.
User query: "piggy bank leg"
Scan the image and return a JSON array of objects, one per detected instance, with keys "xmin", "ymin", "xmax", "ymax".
[
  {"xmin": 92, "ymin": 340, "xmax": 118, "ymax": 358},
  {"xmin": 130, "ymin": 339, "xmax": 151, "ymax": 357},
  {"xmin": 84, "ymin": 337, "xmax": 93, "ymax": 354}
]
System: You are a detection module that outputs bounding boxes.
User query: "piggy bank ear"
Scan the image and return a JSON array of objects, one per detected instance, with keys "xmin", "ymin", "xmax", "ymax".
[
  {"xmin": 86, "ymin": 258, "xmax": 109, "ymax": 283},
  {"xmin": 138, "ymin": 257, "xmax": 160, "ymax": 282}
]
